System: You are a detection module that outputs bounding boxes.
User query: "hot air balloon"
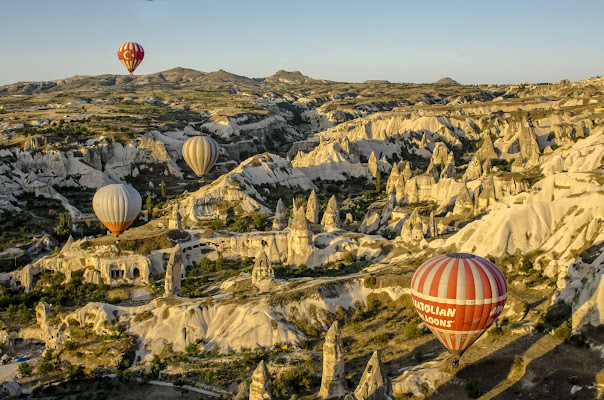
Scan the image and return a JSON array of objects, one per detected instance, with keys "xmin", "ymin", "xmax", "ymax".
[
  {"xmin": 117, "ymin": 42, "xmax": 144, "ymax": 75},
  {"xmin": 92, "ymin": 184, "xmax": 142, "ymax": 240},
  {"xmin": 410, "ymin": 253, "xmax": 507, "ymax": 358},
  {"xmin": 182, "ymin": 136, "xmax": 219, "ymax": 177}
]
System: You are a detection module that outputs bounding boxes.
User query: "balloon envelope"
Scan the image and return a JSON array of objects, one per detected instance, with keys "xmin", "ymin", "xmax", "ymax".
[
  {"xmin": 410, "ymin": 253, "xmax": 507, "ymax": 357},
  {"xmin": 117, "ymin": 42, "xmax": 144, "ymax": 74},
  {"xmin": 182, "ymin": 136, "xmax": 219, "ymax": 177},
  {"xmin": 92, "ymin": 184, "xmax": 142, "ymax": 237}
]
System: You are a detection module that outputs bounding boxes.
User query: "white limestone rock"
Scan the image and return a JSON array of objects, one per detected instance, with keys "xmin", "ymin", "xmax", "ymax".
[
  {"xmin": 272, "ymin": 198, "xmax": 288, "ymax": 230},
  {"xmin": 164, "ymin": 245, "xmax": 183, "ymax": 296},
  {"xmin": 249, "ymin": 360, "xmax": 272, "ymax": 400},
  {"xmin": 252, "ymin": 251, "xmax": 275, "ymax": 285},
  {"xmin": 354, "ymin": 351, "xmax": 393, "ymax": 400},
  {"xmin": 179, "ymin": 153, "xmax": 316, "ymax": 221},
  {"xmin": 321, "ymin": 195, "xmax": 342, "ymax": 232},
  {"xmin": 318, "ymin": 321, "xmax": 347, "ymax": 399},
  {"xmin": 287, "ymin": 206, "xmax": 314, "ymax": 266},
  {"xmin": 306, "ymin": 190, "xmax": 319, "ymax": 224}
]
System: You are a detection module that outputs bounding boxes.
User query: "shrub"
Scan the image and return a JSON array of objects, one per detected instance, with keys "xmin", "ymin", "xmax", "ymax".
[
  {"xmin": 252, "ymin": 212, "xmax": 268, "ymax": 231},
  {"xmin": 553, "ymin": 319, "xmax": 572, "ymax": 341},
  {"xmin": 364, "ymin": 276, "xmax": 378, "ymax": 288},
  {"xmin": 66, "ymin": 364, "xmax": 85, "ymax": 381},
  {"xmin": 344, "ymin": 252, "xmax": 357, "ymax": 264},
  {"xmin": 489, "ymin": 326, "xmax": 504, "ymax": 337},
  {"xmin": 465, "ymin": 380, "xmax": 482, "ymax": 398},
  {"xmin": 185, "ymin": 343, "xmax": 199, "ymax": 355},
  {"xmin": 404, "ymin": 323, "xmax": 422, "ymax": 339},
  {"xmin": 210, "ymin": 218, "xmax": 223, "ymax": 230},
  {"xmin": 64, "ymin": 340, "xmax": 77, "ymax": 351},
  {"xmin": 17, "ymin": 362, "xmax": 32, "ymax": 377},
  {"xmin": 373, "ymin": 333, "xmax": 390, "ymax": 345},
  {"xmin": 271, "ymin": 365, "xmax": 314, "ymax": 398},
  {"xmin": 53, "ymin": 212, "xmax": 72, "ymax": 237},
  {"xmin": 232, "ymin": 216, "xmax": 251, "ymax": 233},
  {"xmin": 37, "ymin": 359, "xmax": 53, "ymax": 375},
  {"xmin": 199, "ymin": 257, "xmax": 215, "ymax": 273},
  {"xmin": 512, "ymin": 356, "xmax": 524, "ymax": 371}
]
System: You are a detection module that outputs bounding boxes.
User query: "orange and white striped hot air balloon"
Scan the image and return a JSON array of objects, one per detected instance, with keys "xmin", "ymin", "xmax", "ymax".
[
  {"xmin": 92, "ymin": 184, "xmax": 142, "ymax": 239},
  {"xmin": 117, "ymin": 42, "xmax": 145, "ymax": 75},
  {"xmin": 410, "ymin": 253, "xmax": 508, "ymax": 357},
  {"xmin": 182, "ymin": 136, "xmax": 220, "ymax": 177}
]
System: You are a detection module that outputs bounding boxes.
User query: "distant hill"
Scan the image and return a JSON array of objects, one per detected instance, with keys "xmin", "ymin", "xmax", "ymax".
[
  {"xmin": 196, "ymin": 69, "xmax": 261, "ymax": 89},
  {"xmin": 434, "ymin": 77, "xmax": 460, "ymax": 85},
  {"xmin": 364, "ymin": 80, "xmax": 391, "ymax": 84},
  {"xmin": 263, "ymin": 70, "xmax": 321, "ymax": 85},
  {"xmin": 141, "ymin": 67, "xmax": 206, "ymax": 84}
]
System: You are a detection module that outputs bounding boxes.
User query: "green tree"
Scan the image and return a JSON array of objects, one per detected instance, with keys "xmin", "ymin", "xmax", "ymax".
[
  {"xmin": 252, "ymin": 212, "xmax": 268, "ymax": 230},
  {"xmin": 404, "ymin": 322, "xmax": 422, "ymax": 339},
  {"xmin": 215, "ymin": 256, "xmax": 225, "ymax": 271},
  {"xmin": 17, "ymin": 362, "xmax": 32, "ymax": 377},
  {"xmin": 37, "ymin": 359, "xmax": 53, "ymax": 375},
  {"xmin": 210, "ymin": 218, "xmax": 223, "ymax": 230},
  {"xmin": 145, "ymin": 195, "xmax": 153, "ymax": 218},
  {"xmin": 54, "ymin": 212, "xmax": 72, "ymax": 237},
  {"xmin": 198, "ymin": 257, "xmax": 214, "ymax": 273},
  {"xmin": 376, "ymin": 170, "xmax": 381, "ymax": 193},
  {"xmin": 232, "ymin": 216, "xmax": 251, "ymax": 233},
  {"xmin": 160, "ymin": 180, "xmax": 166, "ymax": 200}
]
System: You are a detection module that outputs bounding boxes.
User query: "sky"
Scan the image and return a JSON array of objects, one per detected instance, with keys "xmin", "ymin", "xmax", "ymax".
[{"xmin": 1, "ymin": 0, "xmax": 603, "ymax": 86}]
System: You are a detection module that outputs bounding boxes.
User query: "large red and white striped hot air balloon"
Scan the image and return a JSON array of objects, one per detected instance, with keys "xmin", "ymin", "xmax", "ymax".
[
  {"xmin": 410, "ymin": 253, "xmax": 507, "ymax": 358},
  {"xmin": 182, "ymin": 136, "xmax": 220, "ymax": 177},
  {"xmin": 92, "ymin": 184, "xmax": 142, "ymax": 239},
  {"xmin": 117, "ymin": 42, "xmax": 145, "ymax": 75}
]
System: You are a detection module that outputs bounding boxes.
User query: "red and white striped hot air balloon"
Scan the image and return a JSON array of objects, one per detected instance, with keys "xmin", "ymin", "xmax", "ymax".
[
  {"xmin": 182, "ymin": 136, "xmax": 220, "ymax": 177},
  {"xmin": 410, "ymin": 253, "xmax": 507, "ymax": 357},
  {"xmin": 92, "ymin": 184, "xmax": 142, "ymax": 239},
  {"xmin": 117, "ymin": 42, "xmax": 145, "ymax": 75}
]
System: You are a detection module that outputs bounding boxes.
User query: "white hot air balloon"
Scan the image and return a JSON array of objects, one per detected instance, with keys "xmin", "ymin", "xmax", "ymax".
[
  {"xmin": 92, "ymin": 184, "xmax": 142, "ymax": 239},
  {"xmin": 182, "ymin": 136, "xmax": 219, "ymax": 177}
]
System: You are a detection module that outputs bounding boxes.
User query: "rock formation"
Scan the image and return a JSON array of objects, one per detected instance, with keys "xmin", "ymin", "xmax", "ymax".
[
  {"xmin": 420, "ymin": 132, "xmax": 428, "ymax": 148},
  {"xmin": 482, "ymin": 158, "xmax": 492, "ymax": 175},
  {"xmin": 428, "ymin": 212, "xmax": 437, "ymax": 238},
  {"xmin": 380, "ymin": 189, "xmax": 397, "ymax": 225},
  {"xmin": 401, "ymin": 208, "xmax": 424, "ymax": 242},
  {"xmin": 431, "ymin": 142, "xmax": 449, "ymax": 165},
  {"xmin": 164, "ymin": 244, "xmax": 182, "ymax": 296},
  {"xmin": 318, "ymin": 321, "xmax": 347, "ymax": 399},
  {"xmin": 287, "ymin": 206, "xmax": 314, "ymax": 266},
  {"xmin": 517, "ymin": 123, "xmax": 541, "ymax": 162},
  {"xmin": 476, "ymin": 134, "xmax": 498, "ymax": 162},
  {"xmin": 353, "ymin": 351, "xmax": 393, "ymax": 400},
  {"xmin": 321, "ymin": 195, "xmax": 341, "ymax": 231},
  {"xmin": 249, "ymin": 360, "xmax": 272, "ymax": 400},
  {"xmin": 306, "ymin": 190, "xmax": 319, "ymax": 224},
  {"xmin": 440, "ymin": 152, "xmax": 456, "ymax": 180},
  {"xmin": 400, "ymin": 162, "xmax": 412, "ymax": 183},
  {"xmin": 252, "ymin": 251, "xmax": 274, "ymax": 285},
  {"xmin": 426, "ymin": 159, "xmax": 440, "ymax": 182},
  {"xmin": 476, "ymin": 176, "xmax": 497, "ymax": 210},
  {"xmin": 453, "ymin": 184, "xmax": 473, "ymax": 214},
  {"xmin": 359, "ymin": 211, "xmax": 380, "ymax": 234},
  {"xmin": 36, "ymin": 301, "xmax": 50, "ymax": 329},
  {"xmin": 463, "ymin": 153, "xmax": 483, "ymax": 181},
  {"xmin": 385, "ymin": 162, "xmax": 399, "ymax": 194},
  {"xmin": 168, "ymin": 204, "xmax": 182, "ymax": 230},
  {"xmin": 273, "ymin": 198, "xmax": 288, "ymax": 230},
  {"xmin": 368, "ymin": 151, "xmax": 378, "ymax": 177}
]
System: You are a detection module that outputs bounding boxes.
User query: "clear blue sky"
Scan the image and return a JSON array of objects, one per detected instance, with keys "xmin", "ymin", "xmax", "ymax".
[{"xmin": 1, "ymin": 0, "xmax": 603, "ymax": 86}]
